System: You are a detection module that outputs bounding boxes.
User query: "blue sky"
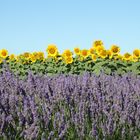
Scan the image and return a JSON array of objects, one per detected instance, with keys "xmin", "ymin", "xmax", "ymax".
[{"xmin": 0, "ymin": 0, "xmax": 140, "ymax": 56}]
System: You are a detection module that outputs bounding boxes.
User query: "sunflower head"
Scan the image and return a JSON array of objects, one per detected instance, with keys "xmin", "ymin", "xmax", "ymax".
[
  {"xmin": 74, "ymin": 47, "xmax": 81, "ymax": 55},
  {"xmin": 110, "ymin": 45, "xmax": 120, "ymax": 54},
  {"xmin": 133, "ymin": 49, "xmax": 140, "ymax": 58},
  {"xmin": 38, "ymin": 52, "xmax": 44, "ymax": 57},
  {"xmin": 30, "ymin": 54, "xmax": 37, "ymax": 63},
  {"xmin": 32, "ymin": 52, "xmax": 38, "ymax": 57},
  {"xmin": 37, "ymin": 52, "xmax": 44, "ymax": 60},
  {"xmin": 23, "ymin": 52, "xmax": 31, "ymax": 60},
  {"xmin": 0, "ymin": 49, "xmax": 8, "ymax": 59},
  {"xmin": 89, "ymin": 47, "xmax": 95, "ymax": 55},
  {"xmin": 93, "ymin": 40, "xmax": 103, "ymax": 49},
  {"xmin": 80, "ymin": 49, "xmax": 90, "ymax": 59},
  {"xmin": 63, "ymin": 50, "xmax": 73, "ymax": 58},
  {"xmin": 65, "ymin": 56, "xmax": 73, "ymax": 64},
  {"xmin": 9, "ymin": 54, "xmax": 16, "ymax": 60},
  {"xmin": 98, "ymin": 50, "xmax": 107, "ymax": 59},
  {"xmin": 96, "ymin": 46, "xmax": 105, "ymax": 55},
  {"xmin": 123, "ymin": 53, "xmax": 132, "ymax": 61},
  {"xmin": 46, "ymin": 44, "xmax": 58, "ymax": 57}
]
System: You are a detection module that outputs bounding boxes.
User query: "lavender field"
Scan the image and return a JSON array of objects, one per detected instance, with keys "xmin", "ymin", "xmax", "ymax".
[{"xmin": 0, "ymin": 68, "xmax": 140, "ymax": 140}]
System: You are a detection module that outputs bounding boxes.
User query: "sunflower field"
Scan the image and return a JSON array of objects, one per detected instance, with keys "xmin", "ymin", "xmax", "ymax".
[
  {"xmin": 0, "ymin": 40, "xmax": 140, "ymax": 140},
  {"xmin": 1, "ymin": 40, "xmax": 140, "ymax": 79}
]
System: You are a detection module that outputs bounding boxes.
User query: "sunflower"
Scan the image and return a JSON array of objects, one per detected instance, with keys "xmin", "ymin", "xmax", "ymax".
[
  {"xmin": 9, "ymin": 54, "xmax": 16, "ymax": 60},
  {"xmin": 80, "ymin": 49, "xmax": 90, "ymax": 59},
  {"xmin": 30, "ymin": 54, "xmax": 37, "ymax": 63},
  {"xmin": 38, "ymin": 52, "xmax": 44, "ymax": 57},
  {"xmin": 96, "ymin": 46, "xmax": 105, "ymax": 55},
  {"xmin": 110, "ymin": 45, "xmax": 120, "ymax": 55},
  {"xmin": 0, "ymin": 49, "xmax": 8, "ymax": 59},
  {"xmin": 62, "ymin": 50, "xmax": 73, "ymax": 58},
  {"xmin": 123, "ymin": 53, "xmax": 132, "ymax": 61},
  {"xmin": 93, "ymin": 40, "xmax": 103, "ymax": 49},
  {"xmin": 23, "ymin": 52, "xmax": 31, "ymax": 60},
  {"xmin": 32, "ymin": 52, "xmax": 38, "ymax": 57},
  {"xmin": 91, "ymin": 54, "xmax": 97, "ymax": 61},
  {"xmin": 98, "ymin": 50, "xmax": 107, "ymax": 59},
  {"xmin": 46, "ymin": 44, "xmax": 58, "ymax": 57},
  {"xmin": 37, "ymin": 52, "xmax": 44, "ymax": 60},
  {"xmin": 89, "ymin": 47, "xmax": 95, "ymax": 55},
  {"xmin": 65, "ymin": 56, "xmax": 73, "ymax": 64},
  {"xmin": 133, "ymin": 49, "xmax": 140, "ymax": 58},
  {"xmin": 74, "ymin": 47, "xmax": 81, "ymax": 55}
]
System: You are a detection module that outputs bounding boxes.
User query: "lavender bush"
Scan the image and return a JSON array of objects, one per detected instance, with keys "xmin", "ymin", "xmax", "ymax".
[{"xmin": 0, "ymin": 69, "xmax": 140, "ymax": 140}]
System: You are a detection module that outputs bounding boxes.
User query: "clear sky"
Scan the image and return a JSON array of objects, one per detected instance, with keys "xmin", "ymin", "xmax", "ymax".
[{"xmin": 0, "ymin": 0, "xmax": 140, "ymax": 56}]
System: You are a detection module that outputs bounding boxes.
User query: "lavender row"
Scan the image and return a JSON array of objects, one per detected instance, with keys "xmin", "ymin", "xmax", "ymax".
[{"xmin": 0, "ymin": 70, "xmax": 140, "ymax": 140}]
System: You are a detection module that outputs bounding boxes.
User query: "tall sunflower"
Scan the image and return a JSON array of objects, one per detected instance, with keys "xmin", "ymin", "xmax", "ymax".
[
  {"xmin": 74, "ymin": 47, "xmax": 81, "ymax": 56},
  {"xmin": 98, "ymin": 50, "xmax": 107, "ymax": 59},
  {"xmin": 133, "ymin": 49, "xmax": 140, "ymax": 58},
  {"xmin": 93, "ymin": 40, "xmax": 103, "ymax": 49},
  {"xmin": 110, "ymin": 45, "xmax": 120, "ymax": 55},
  {"xmin": 9, "ymin": 54, "xmax": 16, "ymax": 60},
  {"xmin": 30, "ymin": 54, "xmax": 37, "ymax": 63},
  {"xmin": 96, "ymin": 46, "xmax": 105, "ymax": 55},
  {"xmin": 62, "ymin": 50, "xmax": 73, "ymax": 58},
  {"xmin": 37, "ymin": 52, "xmax": 45, "ymax": 60},
  {"xmin": 46, "ymin": 44, "xmax": 58, "ymax": 57},
  {"xmin": 80, "ymin": 49, "xmax": 90, "ymax": 59},
  {"xmin": 89, "ymin": 47, "xmax": 95, "ymax": 55},
  {"xmin": 123, "ymin": 53, "xmax": 132, "ymax": 61},
  {"xmin": 23, "ymin": 52, "xmax": 31, "ymax": 60},
  {"xmin": 0, "ymin": 49, "xmax": 8, "ymax": 59},
  {"xmin": 65, "ymin": 56, "xmax": 73, "ymax": 64}
]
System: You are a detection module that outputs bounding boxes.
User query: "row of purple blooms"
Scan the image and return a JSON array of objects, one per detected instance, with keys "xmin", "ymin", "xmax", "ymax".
[{"xmin": 0, "ymin": 69, "xmax": 140, "ymax": 139}]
